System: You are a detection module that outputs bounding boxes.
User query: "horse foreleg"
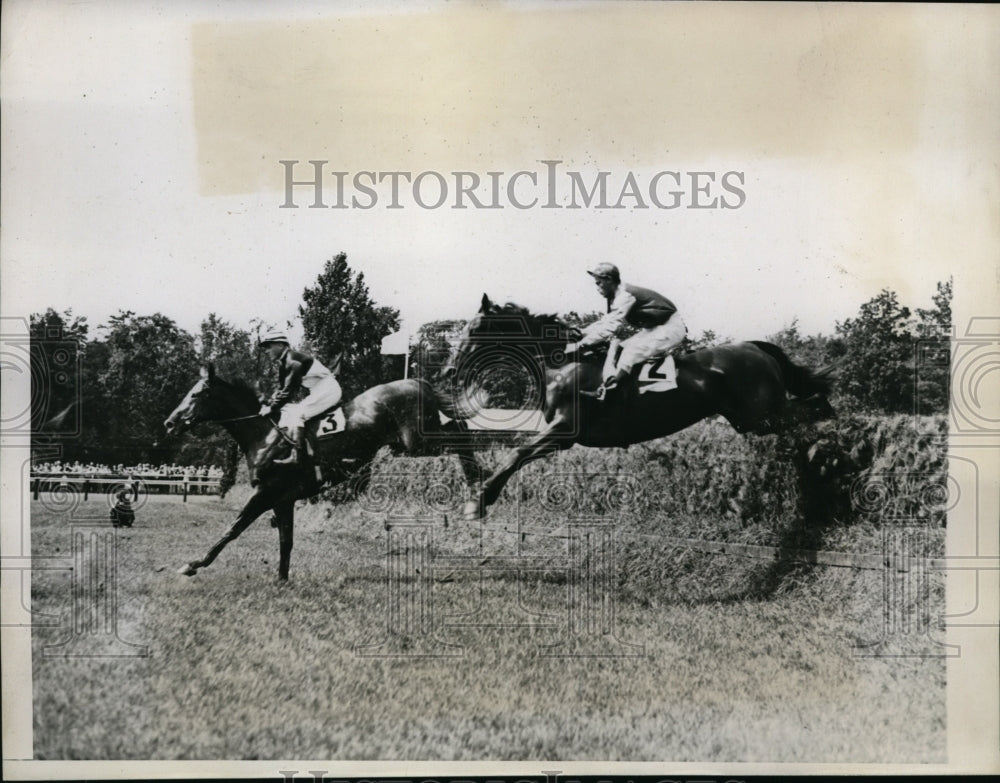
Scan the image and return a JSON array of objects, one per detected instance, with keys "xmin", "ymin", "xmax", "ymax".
[
  {"xmin": 463, "ymin": 419, "xmax": 573, "ymax": 520},
  {"xmin": 273, "ymin": 498, "xmax": 294, "ymax": 582},
  {"xmin": 178, "ymin": 489, "xmax": 274, "ymax": 576}
]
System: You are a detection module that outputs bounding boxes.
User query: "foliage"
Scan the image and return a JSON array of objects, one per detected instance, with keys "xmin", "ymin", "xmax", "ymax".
[
  {"xmin": 299, "ymin": 252, "xmax": 401, "ymax": 399},
  {"xmin": 408, "ymin": 319, "xmax": 466, "ymax": 381},
  {"xmin": 29, "ymin": 308, "xmax": 89, "ymax": 449},
  {"xmin": 681, "ymin": 328, "xmax": 731, "ymax": 353},
  {"xmin": 197, "ymin": 313, "xmax": 260, "ymax": 385},
  {"xmin": 912, "ymin": 279, "xmax": 952, "ymax": 415},
  {"xmin": 834, "ymin": 282, "xmax": 952, "ymax": 415},
  {"xmin": 766, "ymin": 318, "xmax": 840, "ymax": 371},
  {"xmin": 98, "ymin": 311, "xmax": 200, "ymax": 464},
  {"xmin": 560, "ymin": 309, "xmax": 603, "ymax": 332},
  {"xmin": 834, "ymin": 290, "xmax": 915, "ymax": 413}
]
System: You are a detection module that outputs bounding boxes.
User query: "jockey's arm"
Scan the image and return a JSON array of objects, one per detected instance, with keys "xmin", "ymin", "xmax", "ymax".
[
  {"xmin": 268, "ymin": 354, "xmax": 313, "ymax": 409},
  {"xmin": 570, "ymin": 288, "xmax": 637, "ymax": 351}
]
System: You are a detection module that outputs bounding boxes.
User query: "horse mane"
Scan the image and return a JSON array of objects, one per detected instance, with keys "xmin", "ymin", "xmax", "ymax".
[
  {"xmin": 214, "ymin": 374, "xmax": 261, "ymax": 407},
  {"xmin": 492, "ymin": 302, "xmax": 580, "ymax": 342}
]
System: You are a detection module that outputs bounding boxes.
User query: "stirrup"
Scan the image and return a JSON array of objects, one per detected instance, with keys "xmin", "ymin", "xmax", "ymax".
[{"xmin": 273, "ymin": 450, "xmax": 299, "ymax": 465}]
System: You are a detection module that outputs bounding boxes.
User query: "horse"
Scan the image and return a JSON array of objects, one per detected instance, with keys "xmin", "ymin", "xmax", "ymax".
[
  {"xmin": 163, "ymin": 364, "xmax": 482, "ymax": 581},
  {"xmin": 440, "ymin": 294, "xmax": 836, "ymax": 520}
]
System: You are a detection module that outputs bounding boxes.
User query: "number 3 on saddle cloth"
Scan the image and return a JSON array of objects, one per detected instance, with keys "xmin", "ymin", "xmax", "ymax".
[{"xmin": 313, "ymin": 407, "xmax": 347, "ymax": 439}]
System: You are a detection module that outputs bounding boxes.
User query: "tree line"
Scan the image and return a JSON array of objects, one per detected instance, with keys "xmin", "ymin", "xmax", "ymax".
[{"xmin": 30, "ymin": 252, "xmax": 951, "ymax": 474}]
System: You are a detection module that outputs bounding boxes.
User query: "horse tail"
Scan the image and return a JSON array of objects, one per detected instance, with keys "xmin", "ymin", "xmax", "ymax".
[{"xmin": 749, "ymin": 341, "xmax": 834, "ymax": 398}]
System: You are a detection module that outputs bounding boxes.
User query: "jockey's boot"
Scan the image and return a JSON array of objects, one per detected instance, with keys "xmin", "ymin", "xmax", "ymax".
[{"xmin": 273, "ymin": 429, "xmax": 305, "ymax": 465}]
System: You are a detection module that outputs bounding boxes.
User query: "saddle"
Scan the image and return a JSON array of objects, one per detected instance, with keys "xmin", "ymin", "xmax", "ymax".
[{"xmin": 255, "ymin": 405, "xmax": 345, "ymax": 486}]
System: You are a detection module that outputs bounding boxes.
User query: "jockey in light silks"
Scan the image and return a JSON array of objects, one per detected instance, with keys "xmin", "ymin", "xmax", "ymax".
[
  {"xmin": 258, "ymin": 331, "xmax": 342, "ymax": 466},
  {"xmin": 565, "ymin": 262, "xmax": 687, "ymax": 396}
]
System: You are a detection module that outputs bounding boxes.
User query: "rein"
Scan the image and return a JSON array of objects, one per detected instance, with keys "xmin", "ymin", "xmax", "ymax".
[
  {"xmin": 214, "ymin": 413, "xmax": 268, "ymax": 424},
  {"xmin": 212, "ymin": 411, "xmax": 296, "ymax": 448}
]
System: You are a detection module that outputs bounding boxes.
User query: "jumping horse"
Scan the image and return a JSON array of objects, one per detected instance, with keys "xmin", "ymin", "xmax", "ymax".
[
  {"xmin": 164, "ymin": 365, "xmax": 481, "ymax": 581},
  {"xmin": 442, "ymin": 294, "xmax": 836, "ymax": 521}
]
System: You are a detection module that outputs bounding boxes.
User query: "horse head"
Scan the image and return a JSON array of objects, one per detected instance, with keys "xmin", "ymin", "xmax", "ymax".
[
  {"xmin": 435, "ymin": 294, "xmax": 579, "ymax": 417},
  {"xmin": 164, "ymin": 364, "xmax": 259, "ymax": 435},
  {"xmin": 164, "ymin": 364, "xmax": 218, "ymax": 435}
]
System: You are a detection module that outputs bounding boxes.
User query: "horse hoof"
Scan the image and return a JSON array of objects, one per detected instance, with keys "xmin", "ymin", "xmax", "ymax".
[
  {"xmin": 463, "ymin": 500, "xmax": 485, "ymax": 521},
  {"xmin": 178, "ymin": 563, "xmax": 198, "ymax": 577}
]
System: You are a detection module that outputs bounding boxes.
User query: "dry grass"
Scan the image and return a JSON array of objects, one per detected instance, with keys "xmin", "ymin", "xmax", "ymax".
[
  {"xmin": 31, "ymin": 414, "xmax": 947, "ymax": 760},
  {"xmin": 31, "ymin": 474, "xmax": 946, "ymax": 761}
]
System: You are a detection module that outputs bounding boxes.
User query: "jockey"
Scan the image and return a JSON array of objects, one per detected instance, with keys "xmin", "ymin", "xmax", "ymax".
[
  {"xmin": 258, "ymin": 331, "xmax": 342, "ymax": 466},
  {"xmin": 566, "ymin": 262, "xmax": 687, "ymax": 393}
]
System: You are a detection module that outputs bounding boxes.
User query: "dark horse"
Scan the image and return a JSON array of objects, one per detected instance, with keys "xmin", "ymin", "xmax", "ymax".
[
  {"xmin": 163, "ymin": 364, "xmax": 481, "ymax": 580},
  {"xmin": 443, "ymin": 295, "xmax": 836, "ymax": 520}
]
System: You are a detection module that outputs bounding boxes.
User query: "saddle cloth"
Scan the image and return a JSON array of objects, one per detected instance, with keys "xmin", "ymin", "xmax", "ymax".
[
  {"xmin": 635, "ymin": 354, "xmax": 678, "ymax": 394},
  {"xmin": 311, "ymin": 407, "xmax": 347, "ymax": 439}
]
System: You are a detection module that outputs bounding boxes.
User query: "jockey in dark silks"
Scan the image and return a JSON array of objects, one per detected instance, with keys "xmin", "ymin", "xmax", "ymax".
[
  {"xmin": 565, "ymin": 262, "xmax": 687, "ymax": 395},
  {"xmin": 258, "ymin": 331, "xmax": 342, "ymax": 466}
]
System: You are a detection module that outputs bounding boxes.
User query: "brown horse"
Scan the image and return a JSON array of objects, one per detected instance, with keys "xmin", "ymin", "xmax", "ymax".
[
  {"xmin": 441, "ymin": 295, "xmax": 836, "ymax": 520},
  {"xmin": 163, "ymin": 364, "xmax": 481, "ymax": 581}
]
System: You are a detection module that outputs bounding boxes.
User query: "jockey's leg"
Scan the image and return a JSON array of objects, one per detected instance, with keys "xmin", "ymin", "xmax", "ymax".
[
  {"xmin": 601, "ymin": 338, "xmax": 621, "ymax": 385},
  {"xmin": 273, "ymin": 420, "xmax": 304, "ymax": 465},
  {"xmin": 605, "ymin": 316, "xmax": 686, "ymax": 395},
  {"xmin": 273, "ymin": 379, "xmax": 339, "ymax": 466},
  {"xmin": 602, "ymin": 335, "xmax": 642, "ymax": 392}
]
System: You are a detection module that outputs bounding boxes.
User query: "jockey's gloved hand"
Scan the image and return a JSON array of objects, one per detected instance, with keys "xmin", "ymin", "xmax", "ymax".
[
  {"xmin": 564, "ymin": 342, "xmax": 580, "ymax": 355},
  {"xmin": 258, "ymin": 404, "xmax": 273, "ymax": 417}
]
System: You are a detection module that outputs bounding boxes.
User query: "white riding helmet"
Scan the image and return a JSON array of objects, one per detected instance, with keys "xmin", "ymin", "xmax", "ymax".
[{"xmin": 260, "ymin": 330, "xmax": 290, "ymax": 347}]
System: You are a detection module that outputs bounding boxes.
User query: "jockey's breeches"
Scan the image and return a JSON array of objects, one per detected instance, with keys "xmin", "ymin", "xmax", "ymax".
[
  {"xmin": 615, "ymin": 314, "xmax": 687, "ymax": 373},
  {"xmin": 278, "ymin": 377, "xmax": 342, "ymax": 436}
]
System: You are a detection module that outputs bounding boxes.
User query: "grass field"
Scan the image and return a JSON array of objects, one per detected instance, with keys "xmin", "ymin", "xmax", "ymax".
[{"xmin": 30, "ymin": 451, "xmax": 947, "ymax": 762}]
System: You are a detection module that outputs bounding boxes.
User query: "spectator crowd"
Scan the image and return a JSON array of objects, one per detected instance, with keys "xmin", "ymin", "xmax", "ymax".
[{"xmin": 33, "ymin": 461, "xmax": 224, "ymax": 479}]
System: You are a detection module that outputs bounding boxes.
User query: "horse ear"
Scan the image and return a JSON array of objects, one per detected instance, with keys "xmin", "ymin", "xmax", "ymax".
[{"xmin": 480, "ymin": 293, "xmax": 493, "ymax": 313}]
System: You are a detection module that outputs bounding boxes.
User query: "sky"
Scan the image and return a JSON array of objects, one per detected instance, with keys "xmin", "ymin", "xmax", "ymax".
[{"xmin": 2, "ymin": 1, "xmax": 997, "ymax": 349}]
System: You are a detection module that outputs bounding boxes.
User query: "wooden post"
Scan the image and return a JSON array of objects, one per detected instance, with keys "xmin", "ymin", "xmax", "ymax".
[
  {"xmin": 183, "ymin": 474, "xmax": 188, "ymax": 503},
  {"xmin": 32, "ymin": 479, "xmax": 39, "ymax": 501},
  {"xmin": 83, "ymin": 480, "xmax": 89, "ymax": 501}
]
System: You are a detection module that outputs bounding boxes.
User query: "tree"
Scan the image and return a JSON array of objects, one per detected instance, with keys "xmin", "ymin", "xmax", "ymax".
[
  {"xmin": 561, "ymin": 310, "xmax": 603, "ymax": 332},
  {"xmin": 835, "ymin": 289, "xmax": 915, "ymax": 413},
  {"xmin": 198, "ymin": 313, "xmax": 259, "ymax": 386},
  {"xmin": 299, "ymin": 252, "xmax": 401, "ymax": 399},
  {"xmin": 99, "ymin": 311, "xmax": 199, "ymax": 463},
  {"xmin": 682, "ymin": 329, "xmax": 730, "ymax": 353},
  {"xmin": 913, "ymin": 278, "xmax": 953, "ymax": 414},
  {"xmin": 766, "ymin": 318, "xmax": 837, "ymax": 371},
  {"xmin": 408, "ymin": 319, "xmax": 466, "ymax": 381},
  {"xmin": 29, "ymin": 309, "xmax": 89, "ymax": 458}
]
